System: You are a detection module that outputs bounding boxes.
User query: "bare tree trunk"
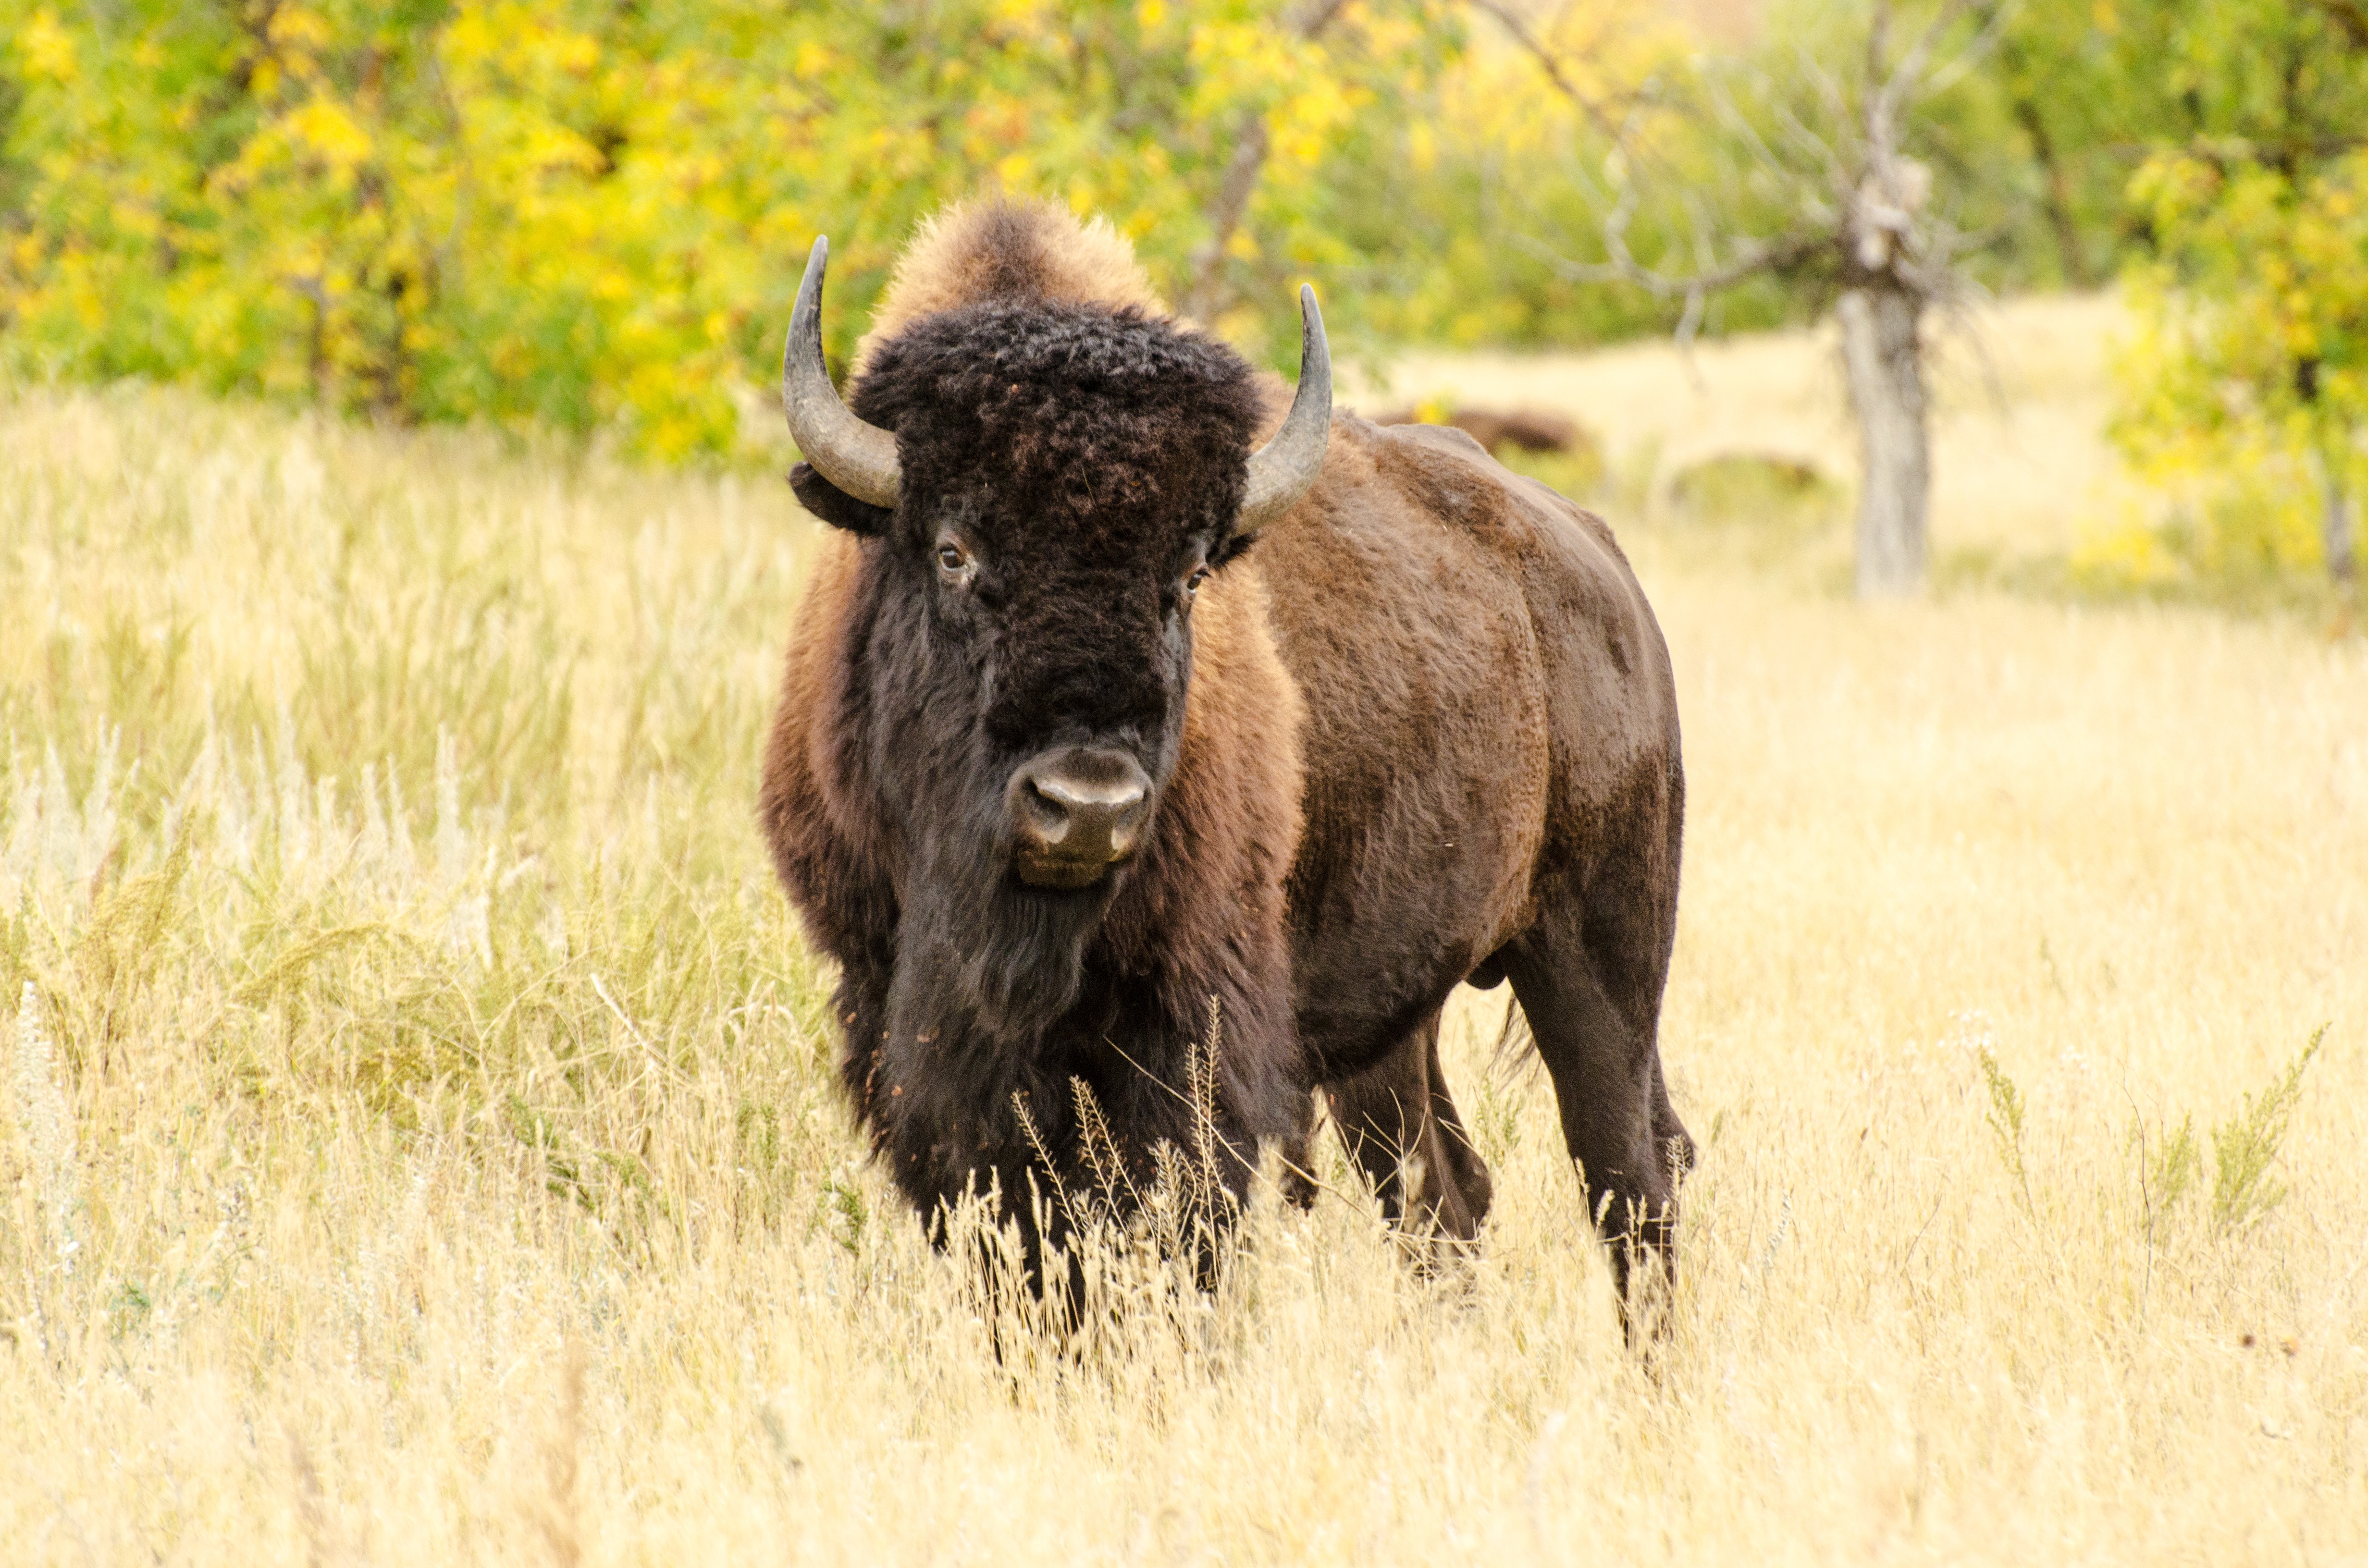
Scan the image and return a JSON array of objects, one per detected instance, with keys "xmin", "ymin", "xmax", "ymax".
[
  {"xmin": 1838, "ymin": 283, "xmax": 1929, "ymax": 597},
  {"xmin": 295, "ymin": 275, "xmax": 331, "ymax": 406},
  {"xmin": 2322, "ymin": 449, "xmax": 2357, "ymax": 585}
]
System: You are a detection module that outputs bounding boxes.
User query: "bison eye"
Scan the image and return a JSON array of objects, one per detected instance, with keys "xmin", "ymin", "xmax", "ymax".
[
  {"xmin": 934, "ymin": 536, "xmax": 976, "ymax": 585},
  {"xmin": 1184, "ymin": 564, "xmax": 1211, "ymax": 598}
]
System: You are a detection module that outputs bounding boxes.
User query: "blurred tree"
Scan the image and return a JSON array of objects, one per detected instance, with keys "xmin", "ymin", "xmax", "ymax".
[
  {"xmin": 1978, "ymin": 0, "xmax": 2215, "ymax": 290},
  {"xmin": 1499, "ymin": 0, "xmax": 2019, "ymax": 597},
  {"xmin": 1987, "ymin": 0, "xmax": 2119, "ymax": 286},
  {"xmin": 1316, "ymin": 0, "xmax": 1789, "ymax": 352},
  {"xmin": 0, "ymin": 1, "xmax": 1456, "ymax": 459},
  {"xmin": 2104, "ymin": 0, "xmax": 2368, "ymax": 596}
]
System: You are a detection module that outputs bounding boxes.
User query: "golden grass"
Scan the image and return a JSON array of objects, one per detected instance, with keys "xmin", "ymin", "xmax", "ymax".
[{"xmin": 2, "ymin": 372, "xmax": 2364, "ymax": 1564}]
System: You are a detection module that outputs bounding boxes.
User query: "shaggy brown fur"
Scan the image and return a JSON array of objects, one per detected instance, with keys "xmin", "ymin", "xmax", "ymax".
[
  {"xmin": 762, "ymin": 200, "xmax": 1690, "ymax": 1322},
  {"xmin": 851, "ymin": 200, "xmax": 1164, "ymax": 374}
]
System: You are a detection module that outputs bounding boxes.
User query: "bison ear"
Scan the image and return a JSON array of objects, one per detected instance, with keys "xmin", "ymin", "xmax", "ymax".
[{"xmin": 790, "ymin": 461, "xmax": 893, "ymax": 536}]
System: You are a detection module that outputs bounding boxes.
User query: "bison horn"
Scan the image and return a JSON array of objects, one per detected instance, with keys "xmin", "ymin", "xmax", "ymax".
[
  {"xmin": 1235, "ymin": 284, "xmax": 1333, "ymax": 539},
  {"xmin": 782, "ymin": 235, "xmax": 901, "ymax": 509}
]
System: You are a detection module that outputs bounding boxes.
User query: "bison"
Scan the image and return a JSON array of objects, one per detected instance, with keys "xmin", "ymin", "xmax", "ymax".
[
  {"xmin": 761, "ymin": 201, "xmax": 1691, "ymax": 1323},
  {"xmin": 1372, "ymin": 404, "xmax": 1588, "ymax": 459}
]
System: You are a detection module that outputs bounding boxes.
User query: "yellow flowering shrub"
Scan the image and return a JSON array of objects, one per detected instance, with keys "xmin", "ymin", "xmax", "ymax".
[
  {"xmin": 0, "ymin": 1, "xmax": 1454, "ymax": 459},
  {"xmin": 2099, "ymin": 0, "xmax": 2368, "ymax": 598}
]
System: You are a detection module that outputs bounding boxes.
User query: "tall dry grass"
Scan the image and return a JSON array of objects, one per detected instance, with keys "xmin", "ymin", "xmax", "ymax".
[{"xmin": 2, "ymin": 355, "xmax": 2363, "ymax": 1563}]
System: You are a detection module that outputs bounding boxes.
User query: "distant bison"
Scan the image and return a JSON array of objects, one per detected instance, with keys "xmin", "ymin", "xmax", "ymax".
[
  {"xmin": 761, "ymin": 202, "xmax": 1690, "ymax": 1325},
  {"xmin": 1373, "ymin": 404, "xmax": 1589, "ymax": 459}
]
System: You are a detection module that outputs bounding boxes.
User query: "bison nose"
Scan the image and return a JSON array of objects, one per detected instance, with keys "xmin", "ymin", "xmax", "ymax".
[{"xmin": 1010, "ymin": 750, "xmax": 1151, "ymax": 888}]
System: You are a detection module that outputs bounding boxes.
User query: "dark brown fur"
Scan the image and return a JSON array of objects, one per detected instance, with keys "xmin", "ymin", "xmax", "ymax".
[{"xmin": 761, "ymin": 202, "xmax": 1690, "ymax": 1319}]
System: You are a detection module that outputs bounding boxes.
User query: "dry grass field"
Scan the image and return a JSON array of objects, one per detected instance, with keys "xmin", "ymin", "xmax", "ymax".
[{"xmin": 3, "ymin": 294, "xmax": 2365, "ymax": 1564}]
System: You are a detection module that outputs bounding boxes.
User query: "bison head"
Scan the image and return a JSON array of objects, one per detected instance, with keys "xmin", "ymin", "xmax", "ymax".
[{"xmin": 781, "ymin": 237, "xmax": 1328, "ymax": 1040}]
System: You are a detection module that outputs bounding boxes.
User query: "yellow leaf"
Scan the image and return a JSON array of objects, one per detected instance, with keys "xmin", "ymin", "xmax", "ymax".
[
  {"xmin": 285, "ymin": 99, "xmax": 377, "ymax": 174},
  {"xmin": 18, "ymin": 9, "xmax": 77, "ymax": 83},
  {"xmin": 268, "ymin": 5, "xmax": 334, "ymax": 52}
]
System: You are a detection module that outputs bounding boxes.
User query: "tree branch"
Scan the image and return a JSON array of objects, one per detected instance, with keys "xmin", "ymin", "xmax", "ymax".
[
  {"xmin": 1536, "ymin": 229, "xmax": 1829, "ymax": 298},
  {"xmin": 1465, "ymin": 0, "xmax": 1631, "ymax": 139},
  {"xmin": 2309, "ymin": 0, "xmax": 2368, "ymax": 49},
  {"xmin": 2157, "ymin": 132, "xmax": 2368, "ymax": 168},
  {"xmin": 1867, "ymin": 0, "xmax": 2005, "ymax": 176},
  {"xmin": 1919, "ymin": 0, "xmax": 2021, "ymax": 99},
  {"xmin": 1183, "ymin": 0, "xmax": 1352, "ymax": 320},
  {"xmin": 1865, "ymin": 0, "xmax": 1896, "ymax": 138},
  {"xmin": 1515, "ymin": 211, "xmax": 1829, "ymax": 346}
]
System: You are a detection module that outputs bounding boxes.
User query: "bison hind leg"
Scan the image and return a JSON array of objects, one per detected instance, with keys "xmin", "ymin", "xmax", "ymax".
[
  {"xmin": 1502, "ymin": 871, "xmax": 1687, "ymax": 1339},
  {"xmin": 1323, "ymin": 1009, "xmax": 1493, "ymax": 1264}
]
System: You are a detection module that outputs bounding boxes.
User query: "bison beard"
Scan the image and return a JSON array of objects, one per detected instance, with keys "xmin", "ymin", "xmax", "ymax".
[
  {"xmin": 864, "ymin": 634, "xmax": 1135, "ymax": 1049},
  {"xmin": 766, "ymin": 200, "xmax": 1692, "ymax": 1340},
  {"xmin": 892, "ymin": 856, "xmax": 1109, "ymax": 1046}
]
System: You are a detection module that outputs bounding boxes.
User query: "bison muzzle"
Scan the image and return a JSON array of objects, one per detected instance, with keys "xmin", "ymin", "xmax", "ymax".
[{"xmin": 1009, "ymin": 747, "xmax": 1152, "ymax": 888}]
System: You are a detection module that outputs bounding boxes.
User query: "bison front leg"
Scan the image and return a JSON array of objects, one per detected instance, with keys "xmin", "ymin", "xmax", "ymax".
[
  {"xmin": 1324, "ymin": 1010, "xmax": 1493, "ymax": 1267},
  {"xmin": 1276, "ymin": 1087, "xmax": 1325, "ymax": 1212}
]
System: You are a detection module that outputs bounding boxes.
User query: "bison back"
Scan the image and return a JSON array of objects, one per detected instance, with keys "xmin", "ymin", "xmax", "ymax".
[{"xmin": 1256, "ymin": 416, "xmax": 1681, "ymax": 1080}]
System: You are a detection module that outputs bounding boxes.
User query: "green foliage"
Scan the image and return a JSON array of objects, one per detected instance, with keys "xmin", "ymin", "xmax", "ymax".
[
  {"xmin": 1354, "ymin": 0, "xmax": 1809, "ymax": 348},
  {"xmin": 2068, "ymin": 457, "xmax": 2343, "ymax": 611},
  {"xmin": 2099, "ymin": 1, "xmax": 2368, "ymax": 592},
  {"xmin": 821, "ymin": 1168, "xmax": 869, "ymax": 1255},
  {"xmin": 2128, "ymin": 1025, "xmax": 2329, "ymax": 1237},
  {"xmin": 1977, "ymin": 1045, "xmax": 2037, "ymax": 1221},
  {"xmin": 1990, "ymin": 1024, "xmax": 2327, "ymax": 1250},
  {"xmin": 1986, "ymin": 3, "xmax": 2126, "ymax": 288},
  {"xmin": 1390, "ymin": 0, "xmax": 2105, "ymax": 348},
  {"xmin": 2209, "ymin": 1024, "xmax": 2327, "ymax": 1232},
  {"xmin": 2139, "ymin": 1111, "xmax": 2201, "ymax": 1215},
  {"xmin": 1321, "ymin": 0, "xmax": 1741, "ymax": 348},
  {"xmin": 4, "ymin": 0, "xmax": 2360, "ymax": 519},
  {"xmin": 1984, "ymin": 0, "xmax": 2260, "ymax": 288},
  {"xmin": 0, "ymin": 1, "xmax": 1456, "ymax": 458}
]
